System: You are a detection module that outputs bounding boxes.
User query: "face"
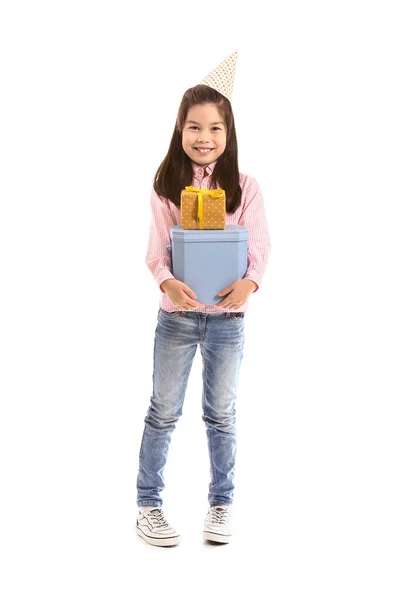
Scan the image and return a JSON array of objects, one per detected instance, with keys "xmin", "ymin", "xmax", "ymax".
[{"xmin": 182, "ymin": 103, "xmax": 227, "ymax": 166}]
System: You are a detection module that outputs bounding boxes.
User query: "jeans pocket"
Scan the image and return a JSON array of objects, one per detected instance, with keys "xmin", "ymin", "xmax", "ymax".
[{"xmin": 159, "ymin": 308, "xmax": 181, "ymax": 319}]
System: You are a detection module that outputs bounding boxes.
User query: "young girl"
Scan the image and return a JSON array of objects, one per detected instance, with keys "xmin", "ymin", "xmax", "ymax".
[{"xmin": 136, "ymin": 55, "xmax": 271, "ymax": 547}]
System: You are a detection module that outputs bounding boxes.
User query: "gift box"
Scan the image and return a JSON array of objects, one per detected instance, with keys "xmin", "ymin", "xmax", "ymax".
[
  {"xmin": 167, "ymin": 224, "xmax": 248, "ymax": 305},
  {"xmin": 180, "ymin": 186, "xmax": 226, "ymax": 230}
]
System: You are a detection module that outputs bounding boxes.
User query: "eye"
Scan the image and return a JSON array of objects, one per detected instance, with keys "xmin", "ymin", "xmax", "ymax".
[{"xmin": 189, "ymin": 126, "xmax": 221, "ymax": 131}]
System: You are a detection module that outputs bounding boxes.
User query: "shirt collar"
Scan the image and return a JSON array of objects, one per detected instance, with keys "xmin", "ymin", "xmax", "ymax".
[{"xmin": 191, "ymin": 159, "xmax": 217, "ymax": 178}]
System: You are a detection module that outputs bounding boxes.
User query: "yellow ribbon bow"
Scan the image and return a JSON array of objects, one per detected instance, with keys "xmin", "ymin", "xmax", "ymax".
[{"xmin": 184, "ymin": 186, "xmax": 225, "ymax": 229}]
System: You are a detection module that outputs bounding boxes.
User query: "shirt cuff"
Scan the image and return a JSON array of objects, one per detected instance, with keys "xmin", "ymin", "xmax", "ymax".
[
  {"xmin": 156, "ymin": 270, "xmax": 176, "ymax": 292},
  {"xmin": 243, "ymin": 272, "xmax": 261, "ymax": 292}
]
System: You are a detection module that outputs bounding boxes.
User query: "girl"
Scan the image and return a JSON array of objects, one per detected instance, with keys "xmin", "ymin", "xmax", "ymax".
[{"xmin": 136, "ymin": 70, "xmax": 271, "ymax": 547}]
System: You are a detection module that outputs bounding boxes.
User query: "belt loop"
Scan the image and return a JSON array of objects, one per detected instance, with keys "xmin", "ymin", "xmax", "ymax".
[{"xmin": 225, "ymin": 313, "xmax": 230, "ymax": 318}]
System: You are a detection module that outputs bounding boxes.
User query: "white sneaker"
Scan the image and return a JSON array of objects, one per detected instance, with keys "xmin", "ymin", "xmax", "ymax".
[
  {"xmin": 136, "ymin": 507, "xmax": 180, "ymax": 547},
  {"xmin": 203, "ymin": 505, "xmax": 232, "ymax": 543}
]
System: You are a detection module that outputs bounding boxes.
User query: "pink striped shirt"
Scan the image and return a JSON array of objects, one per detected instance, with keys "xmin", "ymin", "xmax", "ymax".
[{"xmin": 145, "ymin": 159, "xmax": 271, "ymax": 313}]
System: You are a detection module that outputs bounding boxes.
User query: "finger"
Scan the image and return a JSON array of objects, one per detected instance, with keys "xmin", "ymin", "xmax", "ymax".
[
  {"xmin": 180, "ymin": 297, "xmax": 197, "ymax": 308},
  {"xmin": 225, "ymin": 302, "xmax": 236, "ymax": 309},
  {"xmin": 183, "ymin": 289, "xmax": 197, "ymax": 299},
  {"xmin": 187, "ymin": 302, "xmax": 203, "ymax": 309}
]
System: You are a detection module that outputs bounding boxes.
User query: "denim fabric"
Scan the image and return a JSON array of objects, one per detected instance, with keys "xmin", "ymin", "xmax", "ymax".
[{"xmin": 136, "ymin": 307, "xmax": 246, "ymax": 508}]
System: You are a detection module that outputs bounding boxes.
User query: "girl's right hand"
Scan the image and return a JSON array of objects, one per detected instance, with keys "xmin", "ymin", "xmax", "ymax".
[{"xmin": 161, "ymin": 279, "xmax": 205, "ymax": 310}]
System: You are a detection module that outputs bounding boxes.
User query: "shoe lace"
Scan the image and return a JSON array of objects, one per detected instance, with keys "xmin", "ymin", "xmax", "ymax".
[
  {"xmin": 148, "ymin": 508, "xmax": 168, "ymax": 527},
  {"xmin": 210, "ymin": 507, "xmax": 228, "ymax": 524}
]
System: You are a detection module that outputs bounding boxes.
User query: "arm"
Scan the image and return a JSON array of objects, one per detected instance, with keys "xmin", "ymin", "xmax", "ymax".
[
  {"xmin": 239, "ymin": 177, "xmax": 272, "ymax": 293},
  {"xmin": 145, "ymin": 187, "xmax": 177, "ymax": 293}
]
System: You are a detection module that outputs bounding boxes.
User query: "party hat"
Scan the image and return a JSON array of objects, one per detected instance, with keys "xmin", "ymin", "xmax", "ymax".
[{"xmin": 199, "ymin": 49, "xmax": 239, "ymax": 102}]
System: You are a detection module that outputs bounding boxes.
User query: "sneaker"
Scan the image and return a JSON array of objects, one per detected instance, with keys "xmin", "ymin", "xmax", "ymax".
[
  {"xmin": 136, "ymin": 507, "xmax": 180, "ymax": 547},
  {"xmin": 203, "ymin": 505, "xmax": 232, "ymax": 543}
]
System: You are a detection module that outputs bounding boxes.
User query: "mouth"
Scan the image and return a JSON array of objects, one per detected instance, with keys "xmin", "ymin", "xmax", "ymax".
[{"xmin": 194, "ymin": 147, "xmax": 214, "ymax": 154}]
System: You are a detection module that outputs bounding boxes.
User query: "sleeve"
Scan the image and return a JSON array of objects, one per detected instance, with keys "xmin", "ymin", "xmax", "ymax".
[
  {"xmin": 238, "ymin": 177, "xmax": 272, "ymax": 293},
  {"xmin": 145, "ymin": 187, "xmax": 177, "ymax": 293}
]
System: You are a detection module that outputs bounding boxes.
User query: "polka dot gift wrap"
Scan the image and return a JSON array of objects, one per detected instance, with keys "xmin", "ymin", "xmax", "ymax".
[{"xmin": 180, "ymin": 186, "xmax": 226, "ymax": 230}]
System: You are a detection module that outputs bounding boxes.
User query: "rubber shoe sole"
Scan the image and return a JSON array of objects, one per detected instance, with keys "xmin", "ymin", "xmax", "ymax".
[
  {"xmin": 136, "ymin": 524, "xmax": 180, "ymax": 547},
  {"xmin": 203, "ymin": 530, "xmax": 232, "ymax": 543}
]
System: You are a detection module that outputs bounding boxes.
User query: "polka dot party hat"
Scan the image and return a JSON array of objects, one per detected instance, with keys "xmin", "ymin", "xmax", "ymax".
[{"xmin": 199, "ymin": 49, "xmax": 239, "ymax": 103}]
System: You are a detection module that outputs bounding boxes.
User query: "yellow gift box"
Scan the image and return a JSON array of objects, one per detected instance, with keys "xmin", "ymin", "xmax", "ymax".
[{"xmin": 180, "ymin": 186, "xmax": 226, "ymax": 230}]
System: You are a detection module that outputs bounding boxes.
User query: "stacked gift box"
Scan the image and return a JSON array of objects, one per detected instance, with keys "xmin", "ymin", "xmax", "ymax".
[{"xmin": 166, "ymin": 186, "xmax": 248, "ymax": 305}]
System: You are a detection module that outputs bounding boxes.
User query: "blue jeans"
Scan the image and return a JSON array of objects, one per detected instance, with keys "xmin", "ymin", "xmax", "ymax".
[{"xmin": 136, "ymin": 307, "xmax": 246, "ymax": 508}]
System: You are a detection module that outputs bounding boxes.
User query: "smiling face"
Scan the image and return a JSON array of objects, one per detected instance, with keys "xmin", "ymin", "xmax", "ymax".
[{"xmin": 182, "ymin": 103, "xmax": 227, "ymax": 166}]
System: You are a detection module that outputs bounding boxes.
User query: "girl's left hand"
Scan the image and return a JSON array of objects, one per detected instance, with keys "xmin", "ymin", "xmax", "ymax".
[{"xmin": 215, "ymin": 279, "xmax": 257, "ymax": 309}]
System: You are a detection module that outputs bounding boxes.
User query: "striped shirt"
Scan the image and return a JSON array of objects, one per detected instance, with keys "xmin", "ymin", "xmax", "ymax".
[{"xmin": 145, "ymin": 159, "xmax": 271, "ymax": 313}]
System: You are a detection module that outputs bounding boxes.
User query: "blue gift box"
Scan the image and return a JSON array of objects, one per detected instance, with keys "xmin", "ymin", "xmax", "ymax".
[{"xmin": 167, "ymin": 225, "xmax": 249, "ymax": 305}]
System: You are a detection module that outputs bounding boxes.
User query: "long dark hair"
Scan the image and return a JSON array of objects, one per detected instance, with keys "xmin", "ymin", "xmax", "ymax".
[{"xmin": 153, "ymin": 84, "xmax": 242, "ymax": 214}]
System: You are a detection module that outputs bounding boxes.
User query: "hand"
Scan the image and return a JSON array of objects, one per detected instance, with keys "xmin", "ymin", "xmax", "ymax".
[
  {"xmin": 161, "ymin": 279, "xmax": 206, "ymax": 310},
  {"xmin": 215, "ymin": 279, "xmax": 257, "ymax": 309}
]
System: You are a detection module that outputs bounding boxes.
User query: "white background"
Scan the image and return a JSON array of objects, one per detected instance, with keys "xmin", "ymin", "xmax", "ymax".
[{"xmin": 1, "ymin": 0, "xmax": 400, "ymax": 598}]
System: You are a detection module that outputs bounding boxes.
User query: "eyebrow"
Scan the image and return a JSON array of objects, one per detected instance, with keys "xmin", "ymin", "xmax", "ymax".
[{"xmin": 186, "ymin": 120, "xmax": 224, "ymax": 126}]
